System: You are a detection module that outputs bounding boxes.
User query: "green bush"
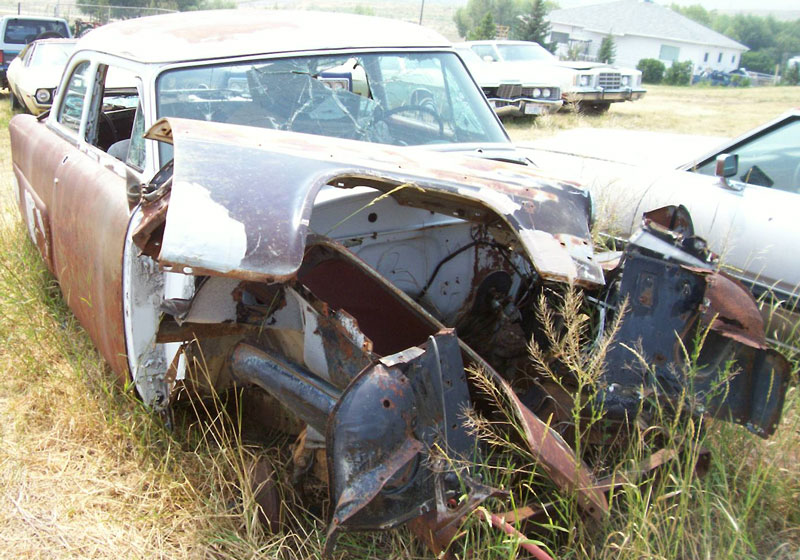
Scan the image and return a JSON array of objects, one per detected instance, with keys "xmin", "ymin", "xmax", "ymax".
[
  {"xmin": 636, "ymin": 58, "xmax": 665, "ymax": 84},
  {"xmin": 664, "ymin": 60, "xmax": 693, "ymax": 85},
  {"xmin": 730, "ymin": 74, "xmax": 751, "ymax": 87},
  {"xmin": 783, "ymin": 62, "xmax": 800, "ymax": 86}
]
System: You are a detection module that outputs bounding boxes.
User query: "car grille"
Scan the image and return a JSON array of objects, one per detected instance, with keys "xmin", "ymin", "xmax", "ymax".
[
  {"xmin": 497, "ymin": 83, "xmax": 522, "ymax": 98},
  {"xmin": 598, "ymin": 72, "xmax": 621, "ymax": 89},
  {"xmin": 494, "ymin": 84, "xmax": 561, "ymax": 100}
]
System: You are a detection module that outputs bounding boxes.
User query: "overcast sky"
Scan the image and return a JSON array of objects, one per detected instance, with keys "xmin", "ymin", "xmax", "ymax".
[{"xmin": 556, "ymin": 0, "xmax": 797, "ymax": 10}]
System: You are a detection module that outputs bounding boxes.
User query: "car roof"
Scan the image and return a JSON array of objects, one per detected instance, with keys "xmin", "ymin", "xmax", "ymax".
[
  {"xmin": 76, "ymin": 10, "xmax": 451, "ymax": 64},
  {"xmin": 1, "ymin": 15, "xmax": 68, "ymax": 21},
  {"xmin": 462, "ymin": 40, "xmax": 536, "ymax": 46},
  {"xmin": 32, "ymin": 37, "xmax": 78, "ymax": 45}
]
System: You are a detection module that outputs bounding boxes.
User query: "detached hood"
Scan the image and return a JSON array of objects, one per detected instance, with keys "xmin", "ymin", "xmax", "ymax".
[{"xmin": 143, "ymin": 117, "xmax": 603, "ymax": 286}]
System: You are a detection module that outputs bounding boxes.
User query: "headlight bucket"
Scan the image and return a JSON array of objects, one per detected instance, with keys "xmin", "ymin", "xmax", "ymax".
[{"xmin": 34, "ymin": 88, "xmax": 52, "ymax": 104}]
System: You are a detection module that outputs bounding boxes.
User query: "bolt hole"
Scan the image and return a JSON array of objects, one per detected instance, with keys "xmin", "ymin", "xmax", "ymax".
[
  {"xmin": 382, "ymin": 398, "xmax": 392, "ymax": 408},
  {"xmin": 368, "ymin": 212, "xmax": 378, "ymax": 223}
]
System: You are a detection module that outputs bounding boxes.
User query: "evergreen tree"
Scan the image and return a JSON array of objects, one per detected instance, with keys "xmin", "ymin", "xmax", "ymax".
[
  {"xmin": 512, "ymin": 0, "xmax": 551, "ymax": 49},
  {"xmin": 454, "ymin": 0, "xmax": 523, "ymax": 39},
  {"xmin": 597, "ymin": 35, "xmax": 616, "ymax": 64},
  {"xmin": 467, "ymin": 12, "xmax": 497, "ymax": 41}
]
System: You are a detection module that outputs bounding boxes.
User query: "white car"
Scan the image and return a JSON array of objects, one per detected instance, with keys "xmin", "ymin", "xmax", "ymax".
[
  {"xmin": 455, "ymin": 45, "xmax": 562, "ymax": 117},
  {"xmin": 7, "ymin": 37, "xmax": 77, "ymax": 114},
  {"xmin": 463, "ymin": 40, "xmax": 645, "ymax": 113},
  {"xmin": 524, "ymin": 109, "xmax": 800, "ymax": 347}
]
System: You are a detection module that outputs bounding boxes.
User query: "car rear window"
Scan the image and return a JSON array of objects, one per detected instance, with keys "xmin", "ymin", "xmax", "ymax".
[{"xmin": 3, "ymin": 19, "xmax": 68, "ymax": 45}]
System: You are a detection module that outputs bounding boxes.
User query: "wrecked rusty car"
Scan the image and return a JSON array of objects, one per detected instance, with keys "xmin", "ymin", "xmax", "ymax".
[{"xmin": 9, "ymin": 9, "xmax": 790, "ymax": 556}]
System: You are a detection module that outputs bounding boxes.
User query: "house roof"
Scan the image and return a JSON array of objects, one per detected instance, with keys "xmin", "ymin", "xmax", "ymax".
[{"xmin": 548, "ymin": 0, "xmax": 747, "ymax": 51}]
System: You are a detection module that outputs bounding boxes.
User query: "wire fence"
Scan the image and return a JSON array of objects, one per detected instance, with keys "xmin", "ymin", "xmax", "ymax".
[{"xmin": 0, "ymin": 2, "xmax": 175, "ymax": 23}]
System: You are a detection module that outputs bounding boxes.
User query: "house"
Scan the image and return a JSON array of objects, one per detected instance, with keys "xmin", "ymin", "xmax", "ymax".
[{"xmin": 546, "ymin": 0, "xmax": 748, "ymax": 73}]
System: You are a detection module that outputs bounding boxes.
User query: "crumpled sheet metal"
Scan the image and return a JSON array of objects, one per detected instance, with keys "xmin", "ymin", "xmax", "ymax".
[
  {"xmin": 144, "ymin": 117, "xmax": 603, "ymax": 286},
  {"xmin": 700, "ymin": 271, "xmax": 767, "ymax": 349}
]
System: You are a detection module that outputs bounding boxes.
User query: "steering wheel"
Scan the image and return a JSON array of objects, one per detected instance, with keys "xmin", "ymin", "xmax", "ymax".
[
  {"xmin": 376, "ymin": 104, "xmax": 445, "ymax": 138},
  {"xmin": 100, "ymin": 112, "xmax": 118, "ymax": 145}
]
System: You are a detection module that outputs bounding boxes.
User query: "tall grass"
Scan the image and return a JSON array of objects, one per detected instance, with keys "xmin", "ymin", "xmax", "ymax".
[{"xmin": 2, "ymin": 87, "xmax": 799, "ymax": 559}]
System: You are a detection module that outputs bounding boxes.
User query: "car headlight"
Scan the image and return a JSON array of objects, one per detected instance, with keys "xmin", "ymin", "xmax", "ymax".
[
  {"xmin": 542, "ymin": 88, "xmax": 551, "ymax": 98},
  {"xmin": 579, "ymin": 74, "xmax": 592, "ymax": 87},
  {"xmin": 34, "ymin": 88, "xmax": 52, "ymax": 104},
  {"xmin": 621, "ymin": 75, "xmax": 631, "ymax": 86},
  {"xmin": 533, "ymin": 88, "xmax": 541, "ymax": 98}
]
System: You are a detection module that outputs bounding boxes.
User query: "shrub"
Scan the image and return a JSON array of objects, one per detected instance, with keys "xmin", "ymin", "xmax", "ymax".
[
  {"xmin": 730, "ymin": 73, "xmax": 751, "ymax": 87},
  {"xmin": 597, "ymin": 35, "xmax": 616, "ymax": 64},
  {"xmin": 637, "ymin": 58, "xmax": 665, "ymax": 84},
  {"xmin": 783, "ymin": 62, "xmax": 800, "ymax": 86},
  {"xmin": 664, "ymin": 60, "xmax": 693, "ymax": 85}
]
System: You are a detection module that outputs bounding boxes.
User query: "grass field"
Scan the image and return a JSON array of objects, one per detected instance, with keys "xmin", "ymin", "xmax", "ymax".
[{"xmin": 1, "ymin": 85, "xmax": 798, "ymax": 560}]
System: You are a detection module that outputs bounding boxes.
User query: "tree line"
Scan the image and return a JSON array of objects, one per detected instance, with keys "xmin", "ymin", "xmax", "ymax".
[
  {"xmin": 454, "ymin": 0, "xmax": 555, "ymax": 48},
  {"xmin": 671, "ymin": 4, "xmax": 800, "ymax": 76}
]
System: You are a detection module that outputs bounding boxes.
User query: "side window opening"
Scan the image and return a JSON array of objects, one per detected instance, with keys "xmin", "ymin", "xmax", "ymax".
[
  {"xmin": 87, "ymin": 64, "xmax": 141, "ymax": 164},
  {"xmin": 125, "ymin": 102, "xmax": 146, "ymax": 171},
  {"xmin": 56, "ymin": 61, "xmax": 91, "ymax": 134}
]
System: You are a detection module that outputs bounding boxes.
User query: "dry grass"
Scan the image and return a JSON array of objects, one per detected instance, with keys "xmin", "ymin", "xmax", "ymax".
[
  {"xmin": 504, "ymin": 84, "xmax": 800, "ymax": 142},
  {"xmin": 1, "ymin": 84, "xmax": 799, "ymax": 560}
]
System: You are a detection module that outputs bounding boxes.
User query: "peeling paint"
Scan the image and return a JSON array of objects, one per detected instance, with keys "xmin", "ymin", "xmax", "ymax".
[{"xmin": 160, "ymin": 181, "xmax": 248, "ymax": 273}]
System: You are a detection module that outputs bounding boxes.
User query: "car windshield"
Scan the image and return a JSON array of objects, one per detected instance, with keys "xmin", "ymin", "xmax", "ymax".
[
  {"xmin": 3, "ymin": 19, "xmax": 68, "ymax": 44},
  {"xmin": 31, "ymin": 41, "xmax": 76, "ymax": 67},
  {"xmin": 155, "ymin": 51, "xmax": 507, "ymax": 153},
  {"xmin": 695, "ymin": 118, "xmax": 800, "ymax": 193},
  {"xmin": 496, "ymin": 43, "xmax": 555, "ymax": 62}
]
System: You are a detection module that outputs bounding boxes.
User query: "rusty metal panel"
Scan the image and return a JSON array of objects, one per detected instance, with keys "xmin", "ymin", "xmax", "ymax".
[
  {"xmin": 145, "ymin": 117, "xmax": 603, "ymax": 287},
  {"xmin": 51, "ymin": 147, "xmax": 132, "ymax": 382}
]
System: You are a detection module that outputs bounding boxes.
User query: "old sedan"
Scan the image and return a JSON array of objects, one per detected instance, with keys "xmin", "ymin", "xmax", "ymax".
[
  {"xmin": 455, "ymin": 45, "xmax": 563, "ymax": 118},
  {"xmin": 462, "ymin": 40, "xmax": 645, "ymax": 113},
  {"xmin": 7, "ymin": 37, "xmax": 77, "ymax": 114},
  {"xmin": 9, "ymin": 10, "xmax": 788, "ymax": 557}
]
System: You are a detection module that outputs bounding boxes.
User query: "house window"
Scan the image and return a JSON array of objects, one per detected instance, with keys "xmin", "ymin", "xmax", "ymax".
[
  {"xmin": 551, "ymin": 31, "xmax": 569, "ymax": 45},
  {"xmin": 703, "ymin": 52, "xmax": 709, "ymax": 62},
  {"xmin": 718, "ymin": 52, "xmax": 722, "ymax": 63},
  {"xmin": 731, "ymin": 55, "xmax": 735, "ymax": 63},
  {"xmin": 659, "ymin": 45, "xmax": 679, "ymax": 62}
]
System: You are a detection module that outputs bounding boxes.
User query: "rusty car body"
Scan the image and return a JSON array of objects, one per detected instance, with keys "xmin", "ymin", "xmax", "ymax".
[{"xmin": 9, "ymin": 10, "xmax": 789, "ymax": 556}]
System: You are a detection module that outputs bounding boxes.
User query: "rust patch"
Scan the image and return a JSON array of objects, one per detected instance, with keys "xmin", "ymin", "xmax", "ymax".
[{"xmin": 701, "ymin": 272, "xmax": 767, "ymax": 349}]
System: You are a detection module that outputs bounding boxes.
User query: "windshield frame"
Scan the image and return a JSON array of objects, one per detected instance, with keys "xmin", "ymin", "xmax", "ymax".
[
  {"xmin": 153, "ymin": 48, "xmax": 511, "ymax": 164},
  {"xmin": 496, "ymin": 43, "xmax": 555, "ymax": 63}
]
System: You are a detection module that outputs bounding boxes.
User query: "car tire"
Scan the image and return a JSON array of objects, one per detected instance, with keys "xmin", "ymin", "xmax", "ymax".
[
  {"xmin": 9, "ymin": 91, "xmax": 20, "ymax": 111},
  {"xmin": 580, "ymin": 102, "xmax": 611, "ymax": 115}
]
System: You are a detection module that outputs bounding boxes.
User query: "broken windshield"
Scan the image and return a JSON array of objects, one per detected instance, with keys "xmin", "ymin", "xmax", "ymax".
[{"xmin": 155, "ymin": 51, "xmax": 508, "ymax": 153}]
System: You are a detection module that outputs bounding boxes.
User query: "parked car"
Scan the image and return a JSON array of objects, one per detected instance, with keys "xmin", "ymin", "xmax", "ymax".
[
  {"xmin": 9, "ymin": 10, "xmax": 788, "ymax": 556},
  {"xmin": 692, "ymin": 69, "xmax": 749, "ymax": 87},
  {"xmin": 455, "ymin": 45, "xmax": 562, "ymax": 117},
  {"xmin": 0, "ymin": 15, "xmax": 71, "ymax": 88},
  {"xmin": 524, "ymin": 109, "xmax": 800, "ymax": 348},
  {"xmin": 462, "ymin": 39, "xmax": 645, "ymax": 113},
  {"xmin": 7, "ymin": 37, "xmax": 77, "ymax": 114}
]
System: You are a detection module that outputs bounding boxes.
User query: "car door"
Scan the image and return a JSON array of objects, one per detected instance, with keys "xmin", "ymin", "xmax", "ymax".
[
  {"xmin": 687, "ymin": 115, "xmax": 800, "ymax": 302},
  {"xmin": 47, "ymin": 58, "xmax": 143, "ymax": 380}
]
